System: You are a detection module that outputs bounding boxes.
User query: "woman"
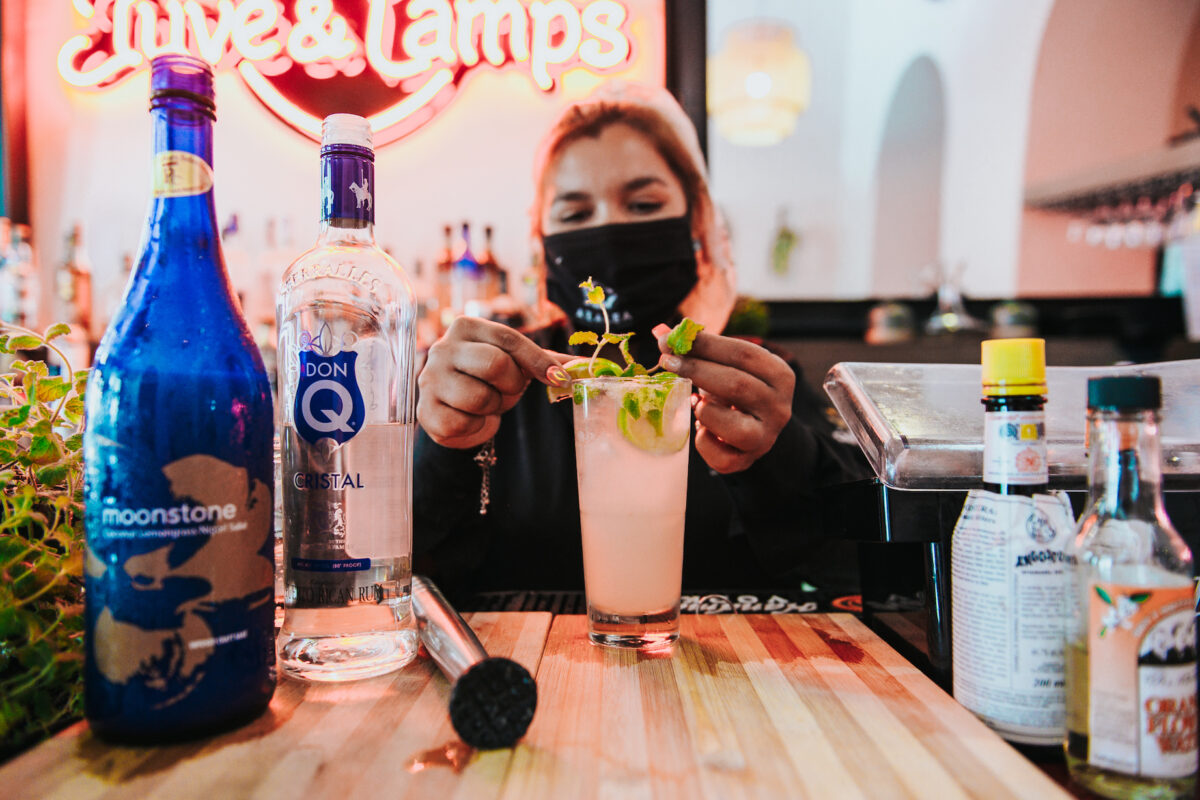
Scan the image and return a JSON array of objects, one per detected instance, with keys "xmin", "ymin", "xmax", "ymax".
[{"xmin": 413, "ymin": 84, "xmax": 864, "ymax": 600}]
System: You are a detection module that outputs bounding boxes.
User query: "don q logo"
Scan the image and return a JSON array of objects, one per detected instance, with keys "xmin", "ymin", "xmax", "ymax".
[{"xmin": 295, "ymin": 351, "xmax": 365, "ymax": 446}]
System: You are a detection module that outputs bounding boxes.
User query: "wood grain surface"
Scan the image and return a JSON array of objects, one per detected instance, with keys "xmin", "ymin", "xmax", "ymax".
[
  {"xmin": 0, "ymin": 612, "xmax": 552, "ymax": 800},
  {"xmin": 508, "ymin": 613, "xmax": 1071, "ymax": 800},
  {"xmin": 1, "ymin": 613, "xmax": 1073, "ymax": 799}
]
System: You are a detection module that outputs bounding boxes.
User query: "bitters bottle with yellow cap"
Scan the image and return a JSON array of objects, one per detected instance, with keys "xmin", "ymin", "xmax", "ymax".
[
  {"xmin": 982, "ymin": 338, "xmax": 1048, "ymax": 496},
  {"xmin": 953, "ymin": 338, "xmax": 1072, "ymax": 749}
]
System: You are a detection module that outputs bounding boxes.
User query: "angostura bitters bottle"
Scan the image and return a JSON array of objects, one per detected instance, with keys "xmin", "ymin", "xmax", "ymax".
[
  {"xmin": 83, "ymin": 55, "xmax": 275, "ymax": 741},
  {"xmin": 1065, "ymin": 376, "xmax": 1197, "ymax": 799},
  {"xmin": 276, "ymin": 114, "xmax": 419, "ymax": 681},
  {"xmin": 953, "ymin": 338, "xmax": 1075, "ymax": 746}
]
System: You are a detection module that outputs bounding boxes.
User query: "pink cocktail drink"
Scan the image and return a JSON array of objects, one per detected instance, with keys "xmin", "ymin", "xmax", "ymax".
[{"xmin": 572, "ymin": 374, "xmax": 691, "ymax": 648}]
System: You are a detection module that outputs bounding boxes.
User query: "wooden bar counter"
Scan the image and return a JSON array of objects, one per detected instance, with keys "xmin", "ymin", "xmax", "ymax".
[{"xmin": 2, "ymin": 613, "xmax": 1071, "ymax": 799}]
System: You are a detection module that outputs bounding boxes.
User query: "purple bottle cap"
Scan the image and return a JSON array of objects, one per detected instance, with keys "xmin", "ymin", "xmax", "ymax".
[{"xmin": 150, "ymin": 54, "xmax": 215, "ymax": 116}]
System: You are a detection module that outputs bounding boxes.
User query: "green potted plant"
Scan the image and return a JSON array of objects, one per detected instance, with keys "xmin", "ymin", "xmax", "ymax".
[{"xmin": 0, "ymin": 323, "xmax": 88, "ymax": 760}]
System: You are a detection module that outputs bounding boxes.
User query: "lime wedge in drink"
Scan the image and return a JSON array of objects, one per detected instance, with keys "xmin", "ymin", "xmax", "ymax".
[
  {"xmin": 617, "ymin": 380, "xmax": 690, "ymax": 454},
  {"xmin": 546, "ymin": 357, "xmax": 624, "ymax": 403}
]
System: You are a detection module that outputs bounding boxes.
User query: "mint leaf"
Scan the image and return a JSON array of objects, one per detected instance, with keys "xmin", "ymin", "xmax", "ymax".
[
  {"xmin": 568, "ymin": 331, "xmax": 599, "ymax": 347},
  {"xmin": 666, "ymin": 318, "xmax": 704, "ymax": 355},
  {"xmin": 578, "ymin": 277, "xmax": 605, "ymax": 307},
  {"xmin": 622, "ymin": 393, "xmax": 641, "ymax": 420}
]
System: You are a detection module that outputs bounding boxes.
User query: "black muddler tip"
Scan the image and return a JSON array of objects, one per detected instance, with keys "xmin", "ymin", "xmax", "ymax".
[
  {"xmin": 449, "ymin": 657, "xmax": 537, "ymax": 749},
  {"xmin": 411, "ymin": 575, "xmax": 538, "ymax": 749}
]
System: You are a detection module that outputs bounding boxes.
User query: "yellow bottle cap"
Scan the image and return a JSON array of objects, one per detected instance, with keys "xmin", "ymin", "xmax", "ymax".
[{"xmin": 981, "ymin": 338, "xmax": 1046, "ymax": 396}]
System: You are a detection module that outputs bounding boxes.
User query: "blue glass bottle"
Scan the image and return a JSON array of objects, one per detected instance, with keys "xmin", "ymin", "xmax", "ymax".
[{"xmin": 83, "ymin": 55, "xmax": 275, "ymax": 741}]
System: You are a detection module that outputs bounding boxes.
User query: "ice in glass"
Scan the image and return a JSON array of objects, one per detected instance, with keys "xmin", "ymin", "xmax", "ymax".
[{"xmin": 572, "ymin": 374, "xmax": 691, "ymax": 648}]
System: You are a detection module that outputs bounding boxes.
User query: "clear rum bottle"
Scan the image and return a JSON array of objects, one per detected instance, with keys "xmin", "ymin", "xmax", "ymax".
[
  {"xmin": 1066, "ymin": 376, "xmax": 1197, "ymax": 799},
  {"xmin": 276, "ymin": 114, "xmax": 419, "ymax": 681}
]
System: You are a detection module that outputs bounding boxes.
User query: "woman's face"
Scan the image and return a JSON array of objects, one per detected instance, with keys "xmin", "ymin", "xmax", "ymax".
[{"xmin": 541, "ymin": 123, "xmax": 688, "ymax": 236}]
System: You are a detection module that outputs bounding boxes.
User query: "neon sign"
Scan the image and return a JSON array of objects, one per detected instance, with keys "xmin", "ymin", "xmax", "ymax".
[{"xmin": 59, "ymin": 0, "xmax": 635, "ymax": 144}]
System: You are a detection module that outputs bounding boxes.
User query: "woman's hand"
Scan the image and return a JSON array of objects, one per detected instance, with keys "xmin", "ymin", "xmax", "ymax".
[
  {"xmin": 417, "ymin": 318, "xmax": 571, "ymax": 449},
  {"xmin": 654, "ymin": 325, "xmax": 794, "ymax": 474}
]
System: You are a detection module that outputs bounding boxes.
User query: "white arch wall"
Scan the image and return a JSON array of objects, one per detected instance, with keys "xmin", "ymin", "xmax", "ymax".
[
  {"xmin": 869, "ymin": 56, "xmax": 944, "ymax": 297},
  {"xmin": 709, "ymin": 0, "xmax": 1056, "ymax": 299}
]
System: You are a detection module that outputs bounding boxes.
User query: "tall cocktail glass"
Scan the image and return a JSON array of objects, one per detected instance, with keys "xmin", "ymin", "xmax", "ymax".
[{"xmin": 572, "ymin": 374, "xmax": 691, "ymax": 648}]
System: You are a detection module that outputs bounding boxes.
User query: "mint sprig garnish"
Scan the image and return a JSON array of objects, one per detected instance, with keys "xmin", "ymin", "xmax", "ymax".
[{"xmin": 570, "ymin": 277, "xmax": 703, "ymax": 378}]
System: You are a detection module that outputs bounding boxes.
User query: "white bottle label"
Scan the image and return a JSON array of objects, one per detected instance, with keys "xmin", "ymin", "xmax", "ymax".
[
  {"xmin": 951, "ymin": 490, "xmax": 1075, "ymax": 743},
  {"xmin": 1089, "ymin": 582, "xmax": 1197, "ymax": 778},
  {"xmin": 983, "ymin": 410, "xmax": 1047, "ymax": 485}
]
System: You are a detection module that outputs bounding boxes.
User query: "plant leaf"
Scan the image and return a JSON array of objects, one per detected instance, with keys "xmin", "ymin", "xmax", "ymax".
[
  {"xmin": 1129, "ymin": 592, "xmax": 1151, "ymax": 604},
  {"xmin": 63, "ymin": 398, "xmax": 84, "ymax": 422},
  {"xmin": 35, "ymin": 465, "xmax": 70, "ymax": 487},
  {"xmin": 7, "ymin": 336, "xmax": 42, "ymax": 351},
  {"xmin": 568, "ymin": 331, "xmax": 599, "ymax": 347},
  {"xmin": 36, "ymin": 379, "xmax": 71, "ymax": 403},
  {"xmin": 28, "ymin": 436, "xmax": 60, "ymax": 466},
  {"xmin": 665, "ymin": 318, "xmax": 705, "ymax": 355},
  {"xmin": 2, "ymin": 404, "xmax": 32, "ymax": 427},
  {"xmin": 622, "ymin": 393, "xmax": 641, "ymax": 420},
  {"xmin": 1095, "ymin": 586, "xmax": 1113, "ymax": 605},
  {"xmin": 43, "ymin": 323, "xmax": 71, "ymax": 342}
]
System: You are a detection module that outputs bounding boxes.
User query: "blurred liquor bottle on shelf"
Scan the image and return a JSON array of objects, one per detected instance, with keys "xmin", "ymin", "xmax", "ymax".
[
  {"xmin": 478, "ymin": 225, "xmax": 525, "ymax": 329},
  {"xmin": 13, "ymin": 224, "xmax": 39, "ymax": 326},
  {"xmin": 255, "ymin": 217, "xmax": 295, "ymax": 397},
  {"xmin": 434, "ymin": 223, "xmax": 454, "ymax": 335},
  {"xmin": 221, "ymin": 212, "xmax": 253, "ymax": 314},
  {"xmin": 276, "ymin": 113, "xmax": 419, "ymax": 682},
  {"xmin": 0, "ymin": 218, "xmax": 21, "ymax": 325},
  {"xmin": 8, "ymin": 223, "xmax": 39, "ymax": 328},
  {"xmin": 451, "ymin": 221, "xmax": 486, "ymax": 318},
  {"xmin": 1065, "ymin": 376, "xmax": 1196, "ymax": 800},
  {"xmin": 97, "ymin": 252, "xmax": 134, "ymax": 334},
  {"xmin": 408, "ymin": 258, "xmax": 438, "ymax": 350},
  {"xmin": 57, "ymin": 223, "xmax": 95, "ymax": 362},
  {"xmin": 479, "ymin": 224, "xmax": 504, "ymax": 299}
]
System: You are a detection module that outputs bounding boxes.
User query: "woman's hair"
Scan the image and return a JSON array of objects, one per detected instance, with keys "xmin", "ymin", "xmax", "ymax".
[{"xmin": 531, "ymin": 83, "xmax": 737, "ymax": 332}]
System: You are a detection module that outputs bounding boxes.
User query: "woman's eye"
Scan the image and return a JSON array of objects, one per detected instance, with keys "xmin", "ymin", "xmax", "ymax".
[
  {"xmin": 629, "ymin": 200, "xmax": 664, "ymax": 215},
  {"xmin": 558, "ymin": 207, "xmax": 592, "ymax": 224}
]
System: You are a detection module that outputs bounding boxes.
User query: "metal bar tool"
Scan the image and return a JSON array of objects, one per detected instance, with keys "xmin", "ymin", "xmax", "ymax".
[{"xmin": 411, "ymin": 575, "xmax": 538, "ymax": 749}]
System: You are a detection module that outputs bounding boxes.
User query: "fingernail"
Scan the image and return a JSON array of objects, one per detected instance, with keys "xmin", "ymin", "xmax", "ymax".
[
  {"xmin": 547, "ymin": 365, "xmax": 570, "ymax": 387},
  {"xmin": 652, "ymin": 323, "xmax": 671, "ymax": 338},
  {"xmin": 661, "ymin": 355, "xmax": 682, "ymax": 372}
]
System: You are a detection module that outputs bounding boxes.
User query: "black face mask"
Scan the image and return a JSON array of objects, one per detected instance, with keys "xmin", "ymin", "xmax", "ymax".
[{"xmin": 544, "ymin": 216, "xmax": 699, "ymax": 336}]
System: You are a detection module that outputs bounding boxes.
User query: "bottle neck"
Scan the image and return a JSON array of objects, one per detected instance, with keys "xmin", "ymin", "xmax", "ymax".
[
  {"xmin": 142, "ymin": 99, "xmax": 222, "ymax": 274},
  {"xmin": 1087, "ymin": 408, "xmax": 1164, "ymax": 518},
  {"xmin": 319, "ymin": 145, "xmax": 375, "ymax": 245},
  {"xmin": 982, "ymin": 392, "xmax": 1048, "ymax": 495}
]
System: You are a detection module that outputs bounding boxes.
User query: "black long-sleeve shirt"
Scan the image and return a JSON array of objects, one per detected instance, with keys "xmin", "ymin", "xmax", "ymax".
[{"xmin": 412, "ymin": 328, "xmax": 867, "ymax": 600}]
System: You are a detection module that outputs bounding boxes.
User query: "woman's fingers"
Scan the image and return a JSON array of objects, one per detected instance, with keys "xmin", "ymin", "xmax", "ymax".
[
  {"xmin": 693, "ymin": 394, "xmax": 766, "ymax": 453},
  {"xmin": 653, "ymin": 328, "xmax": 796, "ymax": 472},
  {"xmin": 448, "ymin": 317, "xmax": 571, "ymax": 387},
  {"xmin": 694, "ymin": 426, "xmax": 755, "ymax": 475},
  {"xmin": 417, "ymin": 318, "xmax": 572, "ymax": 449},
  {"xmin": 417, "ymin": 398, "xmax": 500, "ymax": 450}
]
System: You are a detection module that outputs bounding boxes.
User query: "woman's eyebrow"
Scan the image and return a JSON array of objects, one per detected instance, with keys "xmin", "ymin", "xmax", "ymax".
[
  {"xmin": 621, "ymin": 176, "xmax": 668, "ymax": 193},
  {"xmin": 552, "ymin": 190, "xmax": 592, "ymax": 203}
]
